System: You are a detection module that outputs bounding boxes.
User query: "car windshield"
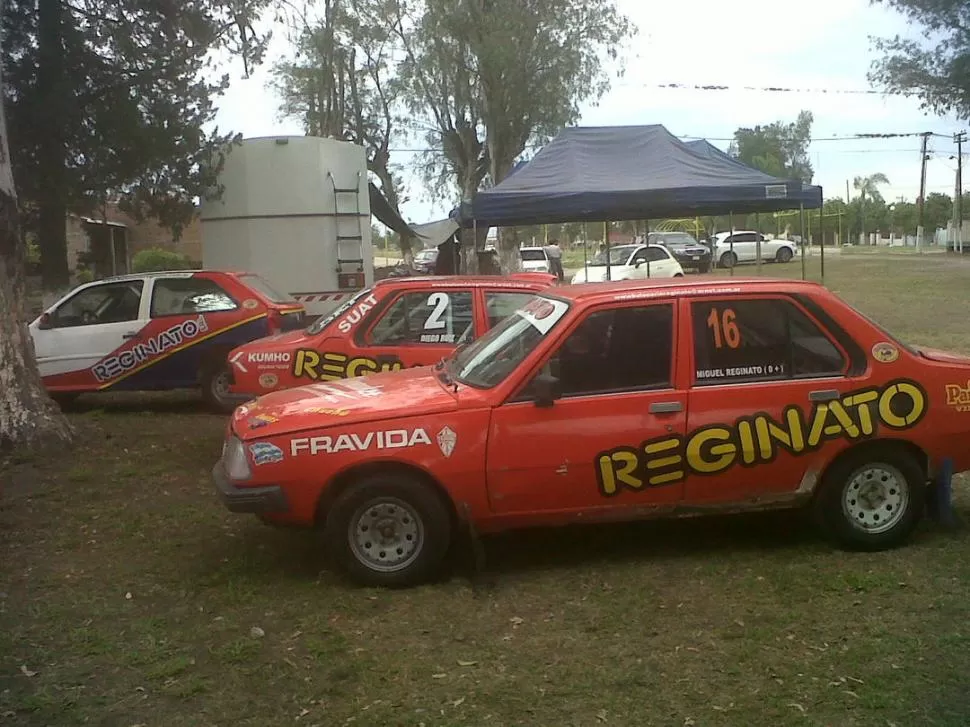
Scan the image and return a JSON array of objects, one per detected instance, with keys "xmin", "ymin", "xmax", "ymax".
[
  {"xmin": 589, "ymin": 245, "xmax": 636, "ymax": 266},
  {"xmin": 449, "ymin": 294, "xmax": 570, "ymax": 389},
  {"xmin": 414, "ymin": 249, "xmax": 436, "ymax": 261},
  {"xmin": 656, "ymin": 234, "xmax": 698, "ymax": 249},
  {"xmin": 305, "ymin": 287, "xmax": 375, "ymax": 335},
  {"xmin": 239, "ymin": 274, "xmax": 296, "ymax": 303},
  {"xmin": 519, "ymin": 249, "xmax": 546, "ymax": 261}
]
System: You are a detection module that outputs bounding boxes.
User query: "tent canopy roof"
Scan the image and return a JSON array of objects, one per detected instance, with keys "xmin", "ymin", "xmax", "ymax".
[{"xmin": 459, "ymin": 125, "xmax": 817, "ymax": 227}]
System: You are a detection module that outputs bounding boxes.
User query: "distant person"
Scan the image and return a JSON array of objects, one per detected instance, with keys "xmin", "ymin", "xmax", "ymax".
[
  {"xmin": 544, "ymin": 238, "xmax": 564, "ymax": 281},
  {"xmin": 434, "ymin": 235, "xmax": 461, "ymax": 275}
]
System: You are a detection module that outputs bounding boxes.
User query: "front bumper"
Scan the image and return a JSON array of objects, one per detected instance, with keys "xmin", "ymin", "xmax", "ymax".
[
  {"xmin": 212, "ymin": 462, "xmax": 289, "ymax": 514},
  {"xmin": 673, "ymin": 253, "xmax": 712, "ymax": 268}
]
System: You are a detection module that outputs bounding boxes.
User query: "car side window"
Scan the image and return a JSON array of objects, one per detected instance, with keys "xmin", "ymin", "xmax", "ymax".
[
  {"xmin": 484, "ymin": 292, "xmax": 535, "ymax": 329},
  {"xmin": 50, "ymin": 281, "xmax": 144, "ymax": 328},
  {"xmin": 631, "ymin": 248, "xmax": 649, "ymax": 264},
  {"xmin": 692, "ymin": 298, "xmax": 846, "ymax": 385},
  {"xmin": 368, "ymin": 290, "xmax": 474, "ymax": 345},
  {"xmin": 530, "ymin": 304, "xmax": 674, "ymax": 398},
  {"xmin": 150, "ymin": 277, "xmax": 237, "ymax": 317},
  {"xmin": 646, "ymin": 247, "xmax": 669, "ymax": 262}
]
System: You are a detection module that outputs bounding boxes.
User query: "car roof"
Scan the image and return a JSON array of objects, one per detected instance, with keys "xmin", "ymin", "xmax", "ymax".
[
  {"xmin": 547, "ymin": 276, "xmax": 826, "ymax": 304},
  {"xmin": 94, "ymin": 269, "xmax": 246, "ymax": 284},
  {"xmin": 519, "ymin": 246, "xmax": 545, "ymax": 251},
  {"xmin": 373, "ymin": 275, "xmax": 552, "ymax": 290}
]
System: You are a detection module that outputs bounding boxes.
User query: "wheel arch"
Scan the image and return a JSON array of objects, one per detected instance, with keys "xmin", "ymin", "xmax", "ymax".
[
  {"xmin": 198, "ymin": 342, "xmax": 235, "ymax": 381},
  {"xmin": 814, "ymin": 438, "xmax": 930, "ymax": 500},
  {"xmin": 315, "ymin": 459, "xmax": 460, "ymax": 528}
]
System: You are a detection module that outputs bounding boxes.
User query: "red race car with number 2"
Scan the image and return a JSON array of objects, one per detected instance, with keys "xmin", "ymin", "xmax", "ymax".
[
  {"xmin": 214, "ymin": 276, "xmax": 970, "ymax": 587},
  {"xmin": 226, "ymin": 274, "xmax": 556, "ymax": 396}
]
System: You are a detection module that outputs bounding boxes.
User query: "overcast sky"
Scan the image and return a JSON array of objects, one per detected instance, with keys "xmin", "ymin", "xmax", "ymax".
[{"xmin": 213, "ymin": 0, "xmax": 964, "ymax": 225}]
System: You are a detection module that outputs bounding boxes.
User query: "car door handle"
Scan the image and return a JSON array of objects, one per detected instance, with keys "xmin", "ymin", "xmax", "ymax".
[
  {"xmin": 649, "ymin": 401, "xmax": 683, "ymax": 414},
  {"xmin": 123, "ymin": 332, "xmax": 140, "ymax": 339},
  {"xmin": 809, "ymin": 389, "xmax": 840, "ymax": 403}
]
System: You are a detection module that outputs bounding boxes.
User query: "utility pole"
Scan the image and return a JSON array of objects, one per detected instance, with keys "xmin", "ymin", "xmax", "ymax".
[
  {"xmin": 917, "ymin": 132, "xmax": 931, "ymax": 252},
  {"xmin": 955, "ymin": 131, "xmax": 966, "ymax": 253}
]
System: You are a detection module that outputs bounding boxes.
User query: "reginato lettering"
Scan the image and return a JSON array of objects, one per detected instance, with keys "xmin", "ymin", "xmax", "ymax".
[{"xmin": 92, "ymin": 315, "xmax": 208, "ymax": 383}]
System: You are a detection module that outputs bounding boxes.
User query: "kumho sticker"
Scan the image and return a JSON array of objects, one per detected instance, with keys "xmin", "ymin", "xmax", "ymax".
[
  {"xmin": 596, "ymin": 379, "xmax": 927, "ymax": 497},
  {"xmin": 92, "ymin": 315, "xmax": 208, "ymax": 383}
]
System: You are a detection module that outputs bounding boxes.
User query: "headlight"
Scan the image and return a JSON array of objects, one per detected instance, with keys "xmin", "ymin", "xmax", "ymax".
[{"xmin": 223, "ymin": 436, "xmax": 252, "ymax": 481}]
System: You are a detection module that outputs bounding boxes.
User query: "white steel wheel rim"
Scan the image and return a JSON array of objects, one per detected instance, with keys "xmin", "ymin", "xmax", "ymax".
[
  {"xmin": 841, "ymin": 463, "xmax": 909, "ymax": 535},
  {"xmin": 348, "ymin": 497, "xmax": 424, "ymax": 573}
]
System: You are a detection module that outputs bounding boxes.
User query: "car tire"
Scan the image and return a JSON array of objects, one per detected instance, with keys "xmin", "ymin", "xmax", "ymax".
[
  {"xmin": 201, "ymin": 361, "xmax": 239, "ymax": 414},
  {"xmin": 698, "ymin": 261, "xmax": 711, "ymax": 274},
  {"xmin": 719, "ymin": 251, "xmax": 738, "ymax": 268},
  {"xmin": 776, "ymin": 247, "xmax": 794, "ymax": 263},
  {"xmin": 325, "ymin": 473, "xmax": 453, "ymax": 588},
  {"xmin": 814, "ymin": 447, "xmax": 925, "ymax": 552}
]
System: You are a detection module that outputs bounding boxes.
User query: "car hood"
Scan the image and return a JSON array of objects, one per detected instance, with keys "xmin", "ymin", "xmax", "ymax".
[
  {"xmin": 232, "ymin": 366, "xmax": 459, "ymax": 440},
  {"xmin": 669, "ymin": 245, "xmax": 709, "ymax": 255}
]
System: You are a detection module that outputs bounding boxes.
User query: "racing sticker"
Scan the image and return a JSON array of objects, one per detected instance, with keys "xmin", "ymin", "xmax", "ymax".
[
  {"xmin": 242, "ymin": 299, "xmax": 259, "ymax": 310},
  {"xmin": 290, "ymin": 428, "xmax": 432, "ymax": 456},
  {"xmin": 595, "ymin": 378, "xmax": 927, "ymax": 497},
  {"xmin": 337, "ymin": 293, "xmax": 379, "ymax": 333},
  {"xmin": 945, "ymin": 380, "xmax": 970, "ymax": 412},
  {"xmin": 292, "ymin": 349, "xmax": 412, "ymax": 381},
  {"xmin": 436, "ymin": 426, "xmax": 457, "ymax": 457},
  {"xmin": 232, "ymin": 351, "xmax": 292, "ymax": 374},
  {"xmin": 306, "ymin": 378, "xmax": 384, "ymax": 403},
  {"xmin": 259, "ymin": 373, "xmax": 279, "ymax": 389},
  {"xmin": 248, "ymin": 413, "xmax": 279, "ymax": 429},
  {"xmin": 516, "ymin": 297, "xmax": 569, "ymax": 334},
  {"xmin": 92, "ymin": 315, "xmax": 208, "ymax": 383},
  {"xmin": 872, "ymin": 342, "xmax": 899, "ymax": 363},
  {"xmin": 250, "ymin": 442, "xmax": 284, "ymax": 465}
]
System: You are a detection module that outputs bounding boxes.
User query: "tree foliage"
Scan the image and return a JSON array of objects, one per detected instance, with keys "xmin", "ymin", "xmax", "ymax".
[
  {"xmin": 869, "ymin": 0, "xmax": 970, "ymax": 118},
  {"xmin": 271, "ymin": 0, "xmax": 406, "ymax": 213},
  {"xmin": 728, "ymin": 111, "xmax": 815, "ymax": 183},
  {"xmin": 2, "ymin": 0, "xmax": 272, "ymax": 289}
]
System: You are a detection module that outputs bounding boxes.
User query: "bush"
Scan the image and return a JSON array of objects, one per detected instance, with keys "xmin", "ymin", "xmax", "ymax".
[{"xmin": 131, "ymin": 248, "xmax": 196, "ymax": 273}]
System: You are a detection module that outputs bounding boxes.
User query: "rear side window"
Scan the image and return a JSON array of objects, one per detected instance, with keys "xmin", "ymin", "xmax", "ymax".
[
  {"xmin": 238, "ymin": 274, "xmax": 295, "ymax": 304},
  {"xmin": 485, "ymin": 291, "xmax": 536, "ymax": 329},
  {"xmin": 151, "ymin": 277, "xmax": 237, "ymax": 316},
  {"xmin": 692, "ymin": 298, "xmax": 845, "ymax": 385},
  {"xmin": 368, "ymin": 290, "xmax": 475, "ymax": 345}
]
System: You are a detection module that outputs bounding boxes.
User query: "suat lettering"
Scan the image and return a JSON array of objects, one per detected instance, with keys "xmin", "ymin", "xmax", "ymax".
[
  {"xmin": 293, "ymin": 349, "xmax": 408, "ymax": 380},
  {"xmin": 290, "ymin": 428, "xmax": 432, "ymax": 456},
  {"xmin": 337, "ymin": 293, "xmax": 379, "ymax": 334},
  {"xmin": 596, "ymin": 379, "xmax": 927, "ymax": 497},
  {"xmin": 92, "ymin": 315, "xmax": 208, "ymax": 382},
  {"xmin": 945, "ymin": 380, "xmax": 970, "ymax": 412}
]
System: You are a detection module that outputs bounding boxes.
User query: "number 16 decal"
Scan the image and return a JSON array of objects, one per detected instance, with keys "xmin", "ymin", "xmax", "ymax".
[{"xmin": 707, "ymin": 307, "xmax": 740, "ymax": 349}]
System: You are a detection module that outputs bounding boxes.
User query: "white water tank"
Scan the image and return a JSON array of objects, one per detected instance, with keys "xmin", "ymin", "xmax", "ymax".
[{"xmin": 200, "ymin": 136, "xmax": 374, "ymax": 309}]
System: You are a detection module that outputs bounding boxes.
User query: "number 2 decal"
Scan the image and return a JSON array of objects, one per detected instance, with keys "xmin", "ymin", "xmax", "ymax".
[
  {"xmin": 424, "ymin": 292, "xmax": 450, "ymax": 330},
  {"xmin": 706, "ymin": 307, "xmax": 740, "ymax": 349}
]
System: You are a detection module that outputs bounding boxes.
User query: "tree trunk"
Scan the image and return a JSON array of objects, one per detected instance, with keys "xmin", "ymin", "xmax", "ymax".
[
  {"xmin": 0, "ymin": 20, "xmax": 73, "ymax": 453},
  {"xmin": 37, "ymin": 0, "xmax": 70, "ymax": 290}
]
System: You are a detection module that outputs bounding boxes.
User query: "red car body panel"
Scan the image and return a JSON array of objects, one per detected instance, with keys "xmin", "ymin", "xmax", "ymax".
[
  {"xmin": 222, "ymin": 277, "xmax": 970, "ymax": 533},
  {"xmin": 228, "ymin": 274, "xmax": 556, "ymax": 396}
]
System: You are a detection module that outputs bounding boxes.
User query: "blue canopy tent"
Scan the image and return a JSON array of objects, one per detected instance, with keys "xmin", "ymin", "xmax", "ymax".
[{"xmin": 455, "ymin": 125, "xmax": 813, "ymax": 227}]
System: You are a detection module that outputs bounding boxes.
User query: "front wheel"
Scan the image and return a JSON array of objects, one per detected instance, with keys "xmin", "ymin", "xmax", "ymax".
[
  {"xmin": 814, "ymin": 448, "xmax": 925, "ymax": 551},
  {"xmin": 325, "ymin": 473, "xmax": 453, "ymax": 587},
  {"xmin": 776, "ymin": 246, "xmax": 794, "ymax": 263}
]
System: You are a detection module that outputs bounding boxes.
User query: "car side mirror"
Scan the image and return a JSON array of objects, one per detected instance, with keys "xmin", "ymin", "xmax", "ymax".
[
  {"xmin": 37, "ymin": 312, "xmax": 53, "ymax": 330},
  {"xmin": 634, "ymin": 259, "xmax": 643, "ymax": 268},
  {"xmin": 532, "ymin": 373, "xmax": 561, "ymax": 408}
]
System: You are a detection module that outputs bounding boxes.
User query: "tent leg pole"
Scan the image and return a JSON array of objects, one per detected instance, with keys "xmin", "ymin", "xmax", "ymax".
[
  {"xmin": 799, "ymin": 204, "xmax": 806, "ymax": 281},
  {"xmin": 645, "ymin": 218, "xmax": 651, "ymax": 278},
  {"xmin": 583, "ymin": 222, "xmax": 588, "ymax": 279},
  {"xmin": 729, "ymin": 212, "xmax": 735, "ymax": 277},
  {"xmin": 604, "ymin": 221, "xmax": 611, "ymax": 281},
  {"xmin": 819, "ymin": 207, "xmax": 826, "ymax": 284},
  {"xmin": 755, "ymin": 212, "xmax": 761, "ymax": 275}
]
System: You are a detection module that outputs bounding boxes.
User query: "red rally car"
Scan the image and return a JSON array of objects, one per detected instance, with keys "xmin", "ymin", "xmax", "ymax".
[
  {"xmin": 214, "ymin": 276, "xmax": 970, "ymax": 587},
  {"xmin": 29, "ymin": 270, "xmax": 305, "ymax": 412},
  {"xmin": 226, "ymin": 273, "xmax": 556, "ymax": 396}
]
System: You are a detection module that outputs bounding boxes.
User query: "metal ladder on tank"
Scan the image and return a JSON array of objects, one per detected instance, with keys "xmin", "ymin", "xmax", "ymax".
[{"xmin": 328, "ymin": 170, "xmax": 365, "ymax": 286}]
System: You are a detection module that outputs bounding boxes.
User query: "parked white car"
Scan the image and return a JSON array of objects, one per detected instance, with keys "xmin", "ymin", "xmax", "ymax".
[
  {"xmin": 519, "ymin": 246, "xmax": 551, "ymax": 273},
  {"xmin": 571, "ymin": 244, "xmax": 684, "ymax": 283},
  {"xmin": 711, "ymin": 230, "xmax": 797, "ymax": 268}
]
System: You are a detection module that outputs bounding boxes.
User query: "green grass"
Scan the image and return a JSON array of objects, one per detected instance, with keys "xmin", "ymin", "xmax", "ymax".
[{"xmin": 3, "ymin": 256, "xmax": 970, "ymax": 725}]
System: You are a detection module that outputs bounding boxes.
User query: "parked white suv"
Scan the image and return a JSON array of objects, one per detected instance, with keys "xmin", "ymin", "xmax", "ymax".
[
  {"xmin": 571, "ymin": 244, "xmax": 684, "ymax": 283},
  {"xmin": 712, "ymin": 231, "xmax": 797, "ymax": 268},
  {"xmin": 519, "ymin": 246, "xmax": 551, "ymax": 273}
]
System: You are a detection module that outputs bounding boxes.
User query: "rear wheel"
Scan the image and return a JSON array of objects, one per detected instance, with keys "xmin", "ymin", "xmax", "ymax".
[
  {"xmin": 325, "ymin": 473, "xmax": 453, "ymax": 587},
  {"xmin": 814, "ymin": 447, "xmax": 925, "ymax": 551},
  {"xmin": 201, "ymin": 361, "xmax": 239, "ymax": 414},
  {"xmin": 776, "ymin": 246, "xmax": 794, "ymax": 263},
  {"xmin": 719, "ymin": 251, "xmax": 738, "ymax": 268}
]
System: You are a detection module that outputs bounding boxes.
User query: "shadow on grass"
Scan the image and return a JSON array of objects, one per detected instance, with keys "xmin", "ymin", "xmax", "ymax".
[{"xmin": 62, "ymin": 391, "xmax": 226, "ymax": 416}]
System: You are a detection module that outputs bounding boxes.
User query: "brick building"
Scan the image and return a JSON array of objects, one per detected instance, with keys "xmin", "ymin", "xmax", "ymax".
[{"xmin": 66, "ymin": 202, "xmax": 202, "ymax": 278}]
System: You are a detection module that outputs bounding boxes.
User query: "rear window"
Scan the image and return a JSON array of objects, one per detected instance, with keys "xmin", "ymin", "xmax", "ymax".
[
  {"xmin": 238, "ymin": 274, "xmax": 296, "ymax": 304},
  {"xmin": 520, "ymin": 249, "xmax": 546, "ymax": 261}
]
